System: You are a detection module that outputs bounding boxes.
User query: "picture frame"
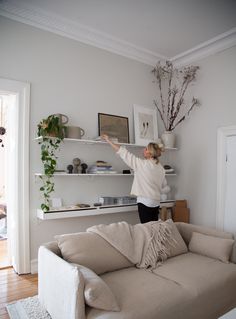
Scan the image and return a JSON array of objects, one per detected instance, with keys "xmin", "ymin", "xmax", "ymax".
[
  {"xmin": 133, "ymin": 104, "xmax": 158, "ymax": 146},
  {"xmin": 98, "ymin": 113, "xmax": 130, "ymax": 143}
]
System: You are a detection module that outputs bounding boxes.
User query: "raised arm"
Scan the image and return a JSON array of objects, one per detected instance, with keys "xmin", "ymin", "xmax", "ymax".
[
  {"xmin": 101, "ymin": 134, "xmax": 120, "ymax": 152},
  {"xmin": 101, "ymin": 134, "xmax": 140, "ymax": 170}
]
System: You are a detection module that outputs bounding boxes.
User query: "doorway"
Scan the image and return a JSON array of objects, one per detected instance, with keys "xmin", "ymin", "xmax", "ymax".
[
  {"xmin": 0, "ymin": 78, "xmax": 30, "ymax": 274},
  {"xmin": 0, "ymin": 94, "xmax": 10, "ymax": 268},
  {"xmin": 216, "ymin": 126, "xmax": 236, "ymax": 235}
]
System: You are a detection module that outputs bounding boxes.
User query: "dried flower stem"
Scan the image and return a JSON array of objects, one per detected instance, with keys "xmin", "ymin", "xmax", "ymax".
[{"xmin": 152, "ymin": 61, "xmax": 200, "ymax": 132}]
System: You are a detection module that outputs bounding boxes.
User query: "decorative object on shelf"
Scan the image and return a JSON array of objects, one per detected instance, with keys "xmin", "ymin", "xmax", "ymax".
[
  {"xmin": 65, "ymin": 126, "xmax": 85, "ymax": 139},
  {"xmin": 67, "ymin": 164, "xmax": 73, "ymax": 174},
  {"xmin": 161, "ymin": 131, "xmax": 176, "ymax": 148},
  {"xmin": 52, "ymin": 113, "xmax": 69, "ymax": 125},
  {"xmin": 123, "ymin": 169, "xmax": 131, "ymax": 174},
  {"xmin": 50, "ymin": 197, "xmax": 62, "ymax": 209},
  {"xmin": 133, "ymin": 104, "xmax": 158, "ymax": 146},
  {"xmin": 81, "ymin": 163, "xmax": 88, "ymax": 174},
  {"xmin": 93, "ymin": 202, "xmax": 102, "ymax": 207},
  {"xmin": 164, "ymin": 164, "xmax": 174, "ymax": 174},
  {"xmin": 72, "ymin": 158, "xmax": 81, "ymax": 173},
  {"xmin": 37, "ymin": 114, "xmax": 66, "ymax": 212},
  {"xmin": 75, "ymin": 203, "xmax": 91, "ymax": 208},
  {"xmin": 98, "ymin": 113, "xmax": 129, "ymax": 143},
  {"xmin": 152, "ymin": 61, "xmax": 200, "ymax": 148}
]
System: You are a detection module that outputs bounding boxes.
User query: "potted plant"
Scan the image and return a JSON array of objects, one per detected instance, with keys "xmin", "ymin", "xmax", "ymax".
[
  {"xmin": 152, "ymin": 61, "xmax": 200, "ymax": 147},
  {"xmin": 37, "ymin": 115, "xmax": 65, "ymax": 212}
]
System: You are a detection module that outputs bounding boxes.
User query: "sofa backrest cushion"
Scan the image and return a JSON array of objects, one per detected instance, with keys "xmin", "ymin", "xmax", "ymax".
[
  {"xmin": 165, "ymin": 219, "xmax": 188, "ymax": 258},
  {"xmin": 55, "ymin": 232, "xmax": 133, "ymax": 275},
  {"xmin": 78, "ymin": 265, "xmax": 120, "ymax": 312},
  {"xmin": 175, "ymin": 222, "xmax": 234, "ymax": 243},
  {"xmin": 189, "ymin": 231, "xmax": 234, "ymax": 263},
  {"xmin": 176, "ymin": 222, "xmax": 236, "ymax": 263}
]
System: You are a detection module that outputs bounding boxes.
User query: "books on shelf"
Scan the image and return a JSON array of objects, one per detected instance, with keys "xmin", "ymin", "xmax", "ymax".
[{"xmin": 88, "ymin": 160, "xmax": 117, "ymax": 174}]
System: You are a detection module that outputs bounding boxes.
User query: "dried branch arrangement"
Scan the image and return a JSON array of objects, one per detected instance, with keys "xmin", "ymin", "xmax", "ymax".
[{"xmin": 152, "ymin": 61, "xmax": 200, "ymax": 131}]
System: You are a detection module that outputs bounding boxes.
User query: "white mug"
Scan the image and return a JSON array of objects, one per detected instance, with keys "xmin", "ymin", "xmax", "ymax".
[
  {"xmin": 53, "ymin": 113, "xmax": 69, "ymax": 125},
  {"xmin": 65, "ymin": 126, "xmax": 85, "ymax": 139}
]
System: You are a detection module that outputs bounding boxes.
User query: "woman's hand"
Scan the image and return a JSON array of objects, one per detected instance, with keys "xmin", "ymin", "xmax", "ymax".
[
  {"xmin": 101, "ymin": 134, "xmax": 109, "ymax": 142},
  {"xmin": 101, "ymin": 134, "xmax": 120, "ymax": 151}
]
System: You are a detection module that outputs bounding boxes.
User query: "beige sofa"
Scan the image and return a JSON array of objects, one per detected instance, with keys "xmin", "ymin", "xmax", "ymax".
[{"xmin": 38, "ymin": 222, "xmax": 236, "ymax": 319}]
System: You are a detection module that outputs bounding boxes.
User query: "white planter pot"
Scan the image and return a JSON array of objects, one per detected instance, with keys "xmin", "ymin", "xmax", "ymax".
[{"xmin": 161, "ymin": 131, "xmax": 176, "ymax": 148}]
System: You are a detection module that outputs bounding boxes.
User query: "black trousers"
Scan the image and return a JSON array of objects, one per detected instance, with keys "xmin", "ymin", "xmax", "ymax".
[{"xmin": 138, "ymin": 203, "xmax": 160, "ymax": 224}]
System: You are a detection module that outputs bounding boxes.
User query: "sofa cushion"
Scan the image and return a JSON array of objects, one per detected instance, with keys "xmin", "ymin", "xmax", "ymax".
[
  {"xmin": 87, "ymin": 266, "xmax": 194, "ymax": 319},
  {"xmin": 87, "ymin": 253, "xmax": 236, "ymax": 319},
  {"xmin": 175, "ymin": 222, "xmax": 234, "ymax": 245},
  {"xmin": 189, "ymin": 232, "xmax": 234, "ymax": 263},
  {"xmin": 78, "ymin": 266, "xmax": 120, "ymax": 312},
  {"xmin": 55, "ymin": 232, "xmax": 133, "ymax": 274},
  {"xmin": 153, "ymin": 252, "xmax": 236, "ymax": 319},
  {"xmin": 165, "ymin": 219, "xmax": 188, "ymax": 258}
]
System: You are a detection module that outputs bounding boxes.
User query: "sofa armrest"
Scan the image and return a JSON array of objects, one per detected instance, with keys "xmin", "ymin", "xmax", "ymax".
[{"xmin": 38, "ymin": 245, "xmax": 86, "ymax": 319}]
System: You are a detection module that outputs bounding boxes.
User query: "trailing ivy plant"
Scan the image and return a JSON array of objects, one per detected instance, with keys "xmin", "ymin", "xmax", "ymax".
[{"xmin": 37, "ymin": 115, "xmax": 65, "ymax": 212}]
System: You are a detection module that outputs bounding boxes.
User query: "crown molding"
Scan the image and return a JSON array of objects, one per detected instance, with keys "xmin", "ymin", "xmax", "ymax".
[
  {"xmin": 0, "ymin": 0, "xmax": 235, "ymax": 67},
  {"xmin": 171, "ymin": 28, "xmax": 236, "ymax": 66},
  {"xmin": 0, "ymin": 0, "xmax": 165, "ymax": 66}
]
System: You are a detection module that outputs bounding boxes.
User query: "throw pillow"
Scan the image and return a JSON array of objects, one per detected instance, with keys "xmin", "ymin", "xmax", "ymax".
[
  {"xmin": 78, "ymin": 265, "xmax": 120, "ymax": 312},
  {"xmin": 55, "ymin": 232, "xmax": 133, "ymax": 275},
  {"xmin": 165, "ymin": 219, "xmax": 188, "ymax": 258},
  {"xmin": 189, "ymin": 231, "xmax": 234, "ymax": 263}
]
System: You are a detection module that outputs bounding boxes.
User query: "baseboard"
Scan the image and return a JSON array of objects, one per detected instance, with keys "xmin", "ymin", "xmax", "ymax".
[{"xmin": 30, "ymin": 259, "xmax": 38, "ymax": 274}]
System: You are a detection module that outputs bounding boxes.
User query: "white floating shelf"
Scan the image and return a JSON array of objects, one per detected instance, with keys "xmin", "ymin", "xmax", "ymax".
[
  {"xmin": 35, "ymin": 137, "xmax": 178, "ymax": 150},
  {"xmin": 35, "ymin": 173, "xmax": 176, "ymax": 177},
  {"xmin": 37, "ymin": 200, "xmax": 176, "ymax": 220}
]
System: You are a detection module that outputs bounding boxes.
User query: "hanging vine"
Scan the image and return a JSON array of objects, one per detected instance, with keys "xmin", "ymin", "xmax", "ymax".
[{"xmin": 37, "ymin": 115, "xmax": 65, "ymax": 212}]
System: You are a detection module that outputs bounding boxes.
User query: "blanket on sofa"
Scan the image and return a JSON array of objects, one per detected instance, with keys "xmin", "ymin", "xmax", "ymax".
[{"xmin": 87, "ymin": 221, "xmax": 175, "ymax": 270}]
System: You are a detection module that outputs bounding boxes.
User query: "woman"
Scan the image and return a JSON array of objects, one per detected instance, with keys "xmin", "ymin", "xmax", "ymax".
[{"xmin": 102, "ymin": 134, "xmax": 170, "ymax": 223}]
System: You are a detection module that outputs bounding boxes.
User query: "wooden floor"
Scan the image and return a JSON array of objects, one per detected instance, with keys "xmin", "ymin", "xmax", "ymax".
[{"xmin": 0, "ymin": 267, "xmax": 38, "ymax": 318}]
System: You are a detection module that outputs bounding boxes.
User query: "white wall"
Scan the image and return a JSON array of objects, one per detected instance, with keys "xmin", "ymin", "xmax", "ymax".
[
  {"xmin": 1, "ymin": 16, "xmax": 235, "ymax": 261},
  {"xmin": 0, "ymin": 16, "xmax": 158, "ymax": 260},
  {"xmin": 175, "ymin": 45, "xmax": 236, "ymax": 227}
]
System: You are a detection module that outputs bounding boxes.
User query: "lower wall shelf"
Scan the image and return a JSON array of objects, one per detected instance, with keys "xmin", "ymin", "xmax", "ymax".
[{"xmin": 37, "ymin": 200, "xmax": 175, "ymax": 220}]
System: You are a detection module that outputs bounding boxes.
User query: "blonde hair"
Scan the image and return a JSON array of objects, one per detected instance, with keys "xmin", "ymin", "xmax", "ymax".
[{"xmin": 147, "ymin": 142, "xmax": 164, "ymax": 163}]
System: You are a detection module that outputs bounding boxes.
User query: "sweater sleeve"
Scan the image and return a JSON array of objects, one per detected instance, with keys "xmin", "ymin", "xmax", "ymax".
[{"xmin": 116, "ymin": 147, "xmax": 141, "ymax": 170}]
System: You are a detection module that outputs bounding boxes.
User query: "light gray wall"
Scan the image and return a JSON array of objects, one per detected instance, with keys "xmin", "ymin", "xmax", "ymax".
[
  {"xmin": 0, "ymin": 16, "xmax": 158, "ymax": 260},
  {"xmin": 1, "ymin": 16, "xmax": 235, "ymax": 261},
  {"xmin": 175, "ymin": 45, "xmax": 236, "ymax": 227}
]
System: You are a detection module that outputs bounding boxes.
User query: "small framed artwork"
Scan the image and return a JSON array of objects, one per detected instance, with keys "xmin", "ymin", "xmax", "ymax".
[
  {"xmin": 98, "ymin": 113, "xmax": 130, "ymax": 143},
  {"xmin": 133, "ymin": 104, "xmax": 158, "ymax": 146}
]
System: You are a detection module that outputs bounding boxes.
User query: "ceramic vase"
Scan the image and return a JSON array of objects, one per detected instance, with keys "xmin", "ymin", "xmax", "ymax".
[{"xmin": 161, "ymin": 131, "xmax": 176, "ymax": 148}]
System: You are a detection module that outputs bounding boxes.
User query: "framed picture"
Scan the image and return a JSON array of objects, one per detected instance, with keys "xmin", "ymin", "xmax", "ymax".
[
  {"xmin": 133, "ymin": 104, "xmax": 158, "ymax": 146},
  {"xmin": 98, "ymin": 113, "xmax": 130, "ymax": 143}
]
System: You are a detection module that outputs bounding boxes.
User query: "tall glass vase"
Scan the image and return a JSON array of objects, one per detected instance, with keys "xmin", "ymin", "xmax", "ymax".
[{"xmin": 161, "ymin": 131, "xmax": 176, "ymax": 148}]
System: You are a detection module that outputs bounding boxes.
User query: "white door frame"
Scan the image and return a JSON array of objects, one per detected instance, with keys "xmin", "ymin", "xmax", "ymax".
[
  {"xmin": 0, "ymin": 78, "xmax": 30, "ymax": 273},
  {"xmin": 216, "ymin": 126, "xmax": 236, "ymax": 231}
]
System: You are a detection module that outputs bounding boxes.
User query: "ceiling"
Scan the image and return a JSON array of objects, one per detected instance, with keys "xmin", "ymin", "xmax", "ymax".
[{"xmin": 0, "ymin": 0, "xmax": 236, "ymax": 65}]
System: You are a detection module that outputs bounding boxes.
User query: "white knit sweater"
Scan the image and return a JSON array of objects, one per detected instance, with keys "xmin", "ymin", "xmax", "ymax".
[{"xmin": 117, "ymin": 147, "xmax": 167, "ymax": 201}]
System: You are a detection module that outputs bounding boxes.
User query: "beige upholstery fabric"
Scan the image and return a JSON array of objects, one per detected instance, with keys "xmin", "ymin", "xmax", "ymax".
[
  {"xmin": 55, "ymin": 232, "xmax": 133, "ymax": 274},
  {"xmin": 175, "ymin": 222, "xmax": 236, "ymax": 263},
  {"xmin": 87, "ymin": 253, "xmax": 236, "ymax": 319},
  {"xmin": 165, "ymin": 219, "xmax": 188, "ymax": 258},
  {"xmin": 78, "ymin": 266, "xmax": 120, "ymax": 312},
  {"xmin": 153, "ymin": 253, "xmax": 236, "ymax": 319},
  {"xmin": 175, "ymin": 222, "xmax": 234, "ymax": 244},
  {"xmin": 189, "ymin": 232, "xmax": 234, "ymax": 263},
  {"xmin": 87, "ymin": 267, "xmax": 193, "ymax": 319},
  {"xmin": 38, "ymin": 245, "xmax": 86, "ymax": 319}
]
